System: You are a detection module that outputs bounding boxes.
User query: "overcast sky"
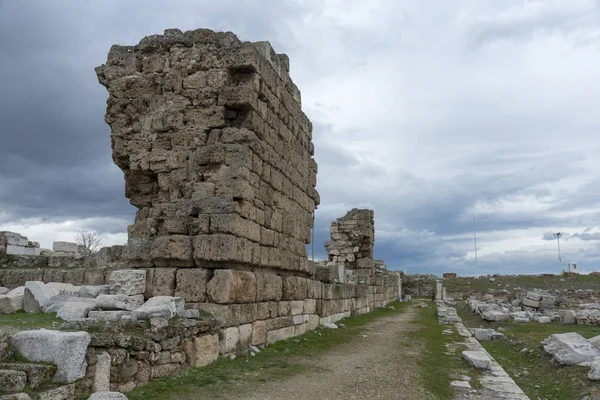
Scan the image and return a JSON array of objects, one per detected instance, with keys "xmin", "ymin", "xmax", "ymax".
[{"xmin": 1, "ymin": 0, "xmax": 599, "ymax": 276}]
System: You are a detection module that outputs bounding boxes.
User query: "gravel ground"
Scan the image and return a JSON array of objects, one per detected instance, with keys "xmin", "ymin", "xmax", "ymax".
[{"xmin": 227, "ymin": 303, "xmax": 434, "ymax": 400}]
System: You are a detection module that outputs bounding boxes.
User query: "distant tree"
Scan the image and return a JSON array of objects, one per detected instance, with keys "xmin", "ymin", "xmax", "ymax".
[{"xmin": 75, "ymin": 229, "xmax": 103, "ymax": 256}]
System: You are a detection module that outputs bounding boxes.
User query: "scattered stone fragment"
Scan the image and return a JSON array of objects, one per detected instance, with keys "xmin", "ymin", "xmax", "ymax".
[
  {"xmin": 474, "ymin": 329, "xmax": 504, "ymax": 342},
  {"xmin": 462, "ymin": 350, "xmax": 492, "ymax": 370}
]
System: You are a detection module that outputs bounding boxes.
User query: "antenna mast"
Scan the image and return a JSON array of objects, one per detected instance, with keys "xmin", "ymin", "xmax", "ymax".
[{"xmin": 473, "ymin": 213, "xmax": 479, "ymax": 278}]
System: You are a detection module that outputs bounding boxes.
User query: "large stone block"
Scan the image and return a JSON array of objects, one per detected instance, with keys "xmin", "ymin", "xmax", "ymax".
[
  {"xmin": 174, "ymin": 268, "xmax": 210, "ymax": 302},
  {"xmin": 191, "ymin": 334, "xmax": 219, "ymax": 367},
  {"xmin": 266, "ymin": 326, "xmax": 295, "ymax": 344},
  {"xmin": 145, "ymin": 268, "xmax": 177, "ymax": 297},
  {"xmin": 193, "ymin": 235, "xmax": 254, "ymax": 264},
  {"xmin": 282, "ymin": 276, "xmax": 308, "ymax": 300},
  {"xmin": 93, "ymin": 351, "xmax": 111, "ymax": 393},
  {"xmin": 108, "ymin": 270, "xmax": 146, "ymax": 296},
  {"xmin": 206, "ymin": 270, "xmax": 256, "ymax": 304},
  {"xmin": 132, "ymin": 296, "xmax": 184, "ymax": 319},
  {"xmin": 251, "ymin": 320, "xmax": 266, "ymax": 345},
  {"xmin": 11, "ymin": 330, "xmax": 90, "ymax": 383},
  {"xmin": 150, "ymin": 235, "xmax": 194, "ymax": 267},
  {"xmin": 219, "ymin": 327, "xmax": 240, "ymax": 354},
  {"xmin": 255, "ymin": 272, "xmax": 282, "ymax": 301}
]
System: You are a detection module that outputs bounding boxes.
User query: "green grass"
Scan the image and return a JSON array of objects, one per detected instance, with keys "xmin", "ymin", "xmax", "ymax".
[
  {"xmin": 409, "ymin": 302, "xmax": 481, "ymax": 399},
  {"xmin": 128, "ymin": 302, "xmax": 409, "ymax": 400},
  {"xmin": 444, "ymin": 274, "xmax": 600, "ymax": 295},
  {"xmin": 0, "ymin": 310, "xmax": 61, "ymax": 330},
  {"xmin": 455, "ymin": 302, "xmax": 600, "ymax": 399}
]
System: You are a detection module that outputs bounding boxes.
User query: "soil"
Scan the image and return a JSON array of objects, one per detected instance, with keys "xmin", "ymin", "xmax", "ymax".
[{"xmin": 225, "ymin": 303, "xmax": 434, "ymax": 400}]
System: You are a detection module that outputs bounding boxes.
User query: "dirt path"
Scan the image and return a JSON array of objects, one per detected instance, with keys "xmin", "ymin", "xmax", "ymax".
[{"xmin": 225, "ymin": 303, "xmax": 433, "ymax": 400}]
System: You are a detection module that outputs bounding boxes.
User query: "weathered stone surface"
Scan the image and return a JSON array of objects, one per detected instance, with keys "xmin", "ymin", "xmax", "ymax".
[
  {"xmin": 0, "ymin": 287, "xmax": 8, "ymax": 296},
  {"xmin": 255, "ymin": 273, "xmax": 282, "ymax": 301},
  {"xmin": 0, "ymin": 294, "xmax": 23, "ymax": 314},
  {"xmin": 93, "ymin": 352, "xmax": 111, "ymax": 393},
  {"xmin": 79, "ymin": 285, "xmax": 110, "ymax": 298},
  {"xmin": 88, "ymin": 393, "xmax": 128, "ymax": 400},
  {"xmin": 174, "ymin": 269, "xmax": 209, "ymax": 302},
  {"xmin": 191, "ymin": 334, "xmax": 219, "ymax": 367},
  {"xmin": 282, "ymin": 276, "xmax": 308, "ymax": 301},
  {"xmin": 522, "ymin": 298, "xmax": 540, "ymax": 308},
  {"xmin": 474, "ymin": 329, "xmax": 504, "ymax": 342},
  {"xmin": 96, "ymin": 294, "xmax": 144, "ymax": 311},
  {"xmin": 24, "ymin": 281, "xmax": 59, "ymax": 307},
  {"xmin": 108, "ymin": 270, "xmax": 146, "ymax": 296},
  {"xmin": 219, "ymin": 327, "xmax": 239, "ymax": 354},
  {"xmin": 588, "ymin": 358, "xmax": 600, "ymax": 380},
  {"xmin": 251, "ymin": 320, "xmax": 266, "ymax": 345},
  {"xmin": 481, "ymin": 311, "xmax": 509, "ymax": 322},
  {"xmin": 87, "ymin": 311, "xmax": 132, "ymax": 321},
  {"xmin": 462, "ymin": 350, "xmax": 491, "ymax": 370},
  {"xmin": 22, "ymin": 288, "xmax": 41, "ymax": 313},
  {"xmin": 37, "ymin": 384, "xmax": 75, "ymax": 400},
  {"xmin": 559, "ymin": 310, "xmax": 577, "ymax": 324},
  {"xmin": 133, "ymin": 296, "xmax": 184, "ymax": 319},
  {"xmin": 0, "ymin": 363, "xmax": 56, "ymax": 389},
  {"xmin": 207, "ymin": 270, "xmax": 256, "ymax": 304},
  {"xmin": 0, "ymin": 369, "xmax": 26, "ymax": 393},
  {"xmin": 57, "ymin": 302, "xmax": 95, "ymax": 321},
  {"xmin": 0, "ymin": 393, "xmax": 32, "ymax": 400},
  {"xmin": 10, "ymin": 330, "xmax": 90, "ymax": 383},
  {"xmin": 266, "ymin": 326, "xmax": 296, "ymax": 344},
  {"xmin": 542, "ymin": 332, "xmax": 600, "ymax": 365}
]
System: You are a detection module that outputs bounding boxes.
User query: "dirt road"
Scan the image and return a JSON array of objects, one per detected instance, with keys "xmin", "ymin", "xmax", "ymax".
[{"xmin": 226, "ymin": 303, "xmax": 433, "ymax": 400}]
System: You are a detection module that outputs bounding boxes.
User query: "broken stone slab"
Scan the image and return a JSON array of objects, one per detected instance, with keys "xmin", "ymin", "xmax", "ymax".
[
  {"xmin": 87, "ymin": 311, "xmax": 132, "ymax": 321},
  {"xmin": 541, "ymin": 332, "xmax": 600, "ymax": 366},
  {"xmin": 37, "ymin": 384, "xmax": 75, "ymax": 400},
  {"xmin": 79, "ymin": 285, "xmax": 110, "ymax": 298},
  {"xmin": 95, "ymin": 294, "xmax": 144, "ymax": 311},
  {"xmin": 522, "ymin": 298, "xmax": 540, "ymax": 308},
  {"xmin": 10, "ymin": 330, "xmax": 90, "ymax": 383},
  {"xmin": 23, "ymin": 288, "xmax": 42, "ymax": 313},
  {"xmin": 0, "ymin": 363, "xmax": 56, "ymax": 389},
  {"xmin": 25, "ymin": 282, "xmax": 59, "ymax": 308},
  {"xmin": 559, "ymin": 310, "xmax": 577, "ymax": 324},
  {"xmin": 0, "ymin": 369, "xmax": 27, "ymax": 393},
  {"xmin": 537, "ymin": 316, "xmax": 552, "ymax": 324},
  {"xmin": 132, "ymin": 296, "xmax": 184, "ymax": 320},
  {"xmin": 56, "ymin": 302, "xmax": 95, "ymax": 321},
  {"xmin": 514, "ymin": 317, "xmax": 530, "ymax": 323},
  {"xmin": 474, "ymin": 329, "xmax": 504, "ymax": 342},
  {"xmin": 88, "ymin": 392, "xmax": 128, "ymax": 400},
  {"xmin": 108, "ymin": 270, "xmax": 146, "ymax": 296},
  {"xmin": 481, "ymin": 310, "xmax": 509, "ymax": 322},
  {"xmin": 462, "ymin": 350, "xmax": 492, "ymax": 370}
]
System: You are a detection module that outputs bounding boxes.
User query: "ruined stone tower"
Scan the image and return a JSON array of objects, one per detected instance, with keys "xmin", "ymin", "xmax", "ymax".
[{"xmin": 96, "ymin": 29, "xmax": 319, "ymax": 276}]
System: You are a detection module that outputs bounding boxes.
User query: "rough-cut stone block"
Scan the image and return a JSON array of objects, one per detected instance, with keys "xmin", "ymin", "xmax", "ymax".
[
  {"xmin": 133, "ymin": 296, "xmax": 184, "ymax": 319},
  {"xmin": 251, "ymin": 320, "xmax": 266, "ymax": 345},
  {"xmin": 23, "ymin": 288, "xmax": 41, "ymax": 313},
  {"xmin": 0, "ymin": 363, "xmax": 56, "ymax": 390},
  {"xmin": 207, "ymin": 270, "xmax": 256, "ymax": 304},
  {"xmin": 147, "ymin": 268, "xmax": 177, "ymax": 297},
  {"xmin": 522, "ymin": 298, "xmax": 540, "ymax": 308},
  {"xmin": 462, "ymin": 351, "xmax": 491, "ymax": 370},
  {"xmin": 255, "ymin": 273, "xmax": 282, "ymax": 301},
  {"xmin": 282, "ymin": 276, "xmax": 308, "ymax": 300},
  {"xmin": 238, "ymin": 323, "xmax": 252, "ymax": 348},
  {"xmin": 11, "ymin": 330, "xmax": 90, "ymax": 383},
  {"xmin": 150, "ymin": 235, "xmax": 194, "ymax": 266},
  {"xmin": 191, "ymin": 334, "xmax": 219, "ymax": 367},
  {"xmin": 303, "ymin": 299, "xmax": 317, "ymax": 314},
  {"xmin": 559, "ymin": 310, "xmax": 576, "ymax": 324},
  {"xmin": 175, "ymin": 269, "xmax": 209, "ymax": 302},
  {"xmin": 57, "ymin": 302, "xmax": 95, "ymax": 321},
  {"xmin": 219, "ymin": 327, "xmax": 240, "ymax": 354},
  {"xmin": 266, "ymin": 326, "xmax": 295, "ymax": 344},
  {"xmin": 24, "ymin": 281, "xmax": 59, "ymax": 308},
  {"xmin": 96, "ymin": 294, "xmax": 144, "ymax": 311},
  {"xmin": 108, "ymin": 270, "xmax": 146, "ymax": 296},
  {"xmin": 193, "ymin": 235, "xmax": 253, "ymax": 264},
  {"xmin": 307, "ymin": 314, "xmax": 319, "ymax": 330},
  {"xmin": 290, "ymin": 301, "xmax": 304, "ymax": 315}
]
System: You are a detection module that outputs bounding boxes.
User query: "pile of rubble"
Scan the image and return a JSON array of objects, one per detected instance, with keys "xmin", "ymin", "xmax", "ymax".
[
  {"xmin": 467, "ymin": 289, "xmax": 561, "ymax": 324},
  {"xmin": 0, "ymin": 269, "xmax": 198, "ymax": 321}
]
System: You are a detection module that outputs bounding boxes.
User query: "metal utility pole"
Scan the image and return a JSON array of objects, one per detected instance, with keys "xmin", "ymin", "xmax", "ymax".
[
  {"xmin": 553, "ymin": 232, "xmax": 563, "ymax": 265},
  {"xmin": 473, "ymin": 213, "xmax": 479, "ymax": 278}
]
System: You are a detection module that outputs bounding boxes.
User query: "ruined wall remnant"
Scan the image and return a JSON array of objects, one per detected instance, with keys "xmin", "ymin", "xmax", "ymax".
[
  {"xmin": 95, "ymin": 28, "xmax": 319, "ymax": 274},
  {"xmin": 325, "ymin": 209, "xmax": 374, "ymax": 270}
]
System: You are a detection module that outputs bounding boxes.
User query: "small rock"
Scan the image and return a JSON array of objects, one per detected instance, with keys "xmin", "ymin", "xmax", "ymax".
[{"xmin": 229, "ymin": 355, "xmax": 236, "ymax": 360}]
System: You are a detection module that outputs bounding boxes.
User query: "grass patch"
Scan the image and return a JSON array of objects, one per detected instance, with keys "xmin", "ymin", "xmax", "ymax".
[
  {"xmin": 409, "ymin": 302, "xmax": 479, "ymax": 399},
  {"xmin": 455, "ymin": 302, "xmax": 600, "ymax": 399},
  {"xmin": 128, "ymin": 302, "xmax": 409, "ymax": 400},
  {"xmin": 0, "ymin": 311, "xmax": 61, "ymax": 330},
  {"xmin": 445, "ymin": 274, "xmax": 600, "ymax": 295}
]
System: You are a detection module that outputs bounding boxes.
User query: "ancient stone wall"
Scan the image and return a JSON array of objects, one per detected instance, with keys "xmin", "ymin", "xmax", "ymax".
[
  {"xmin": 325, "ymin": 209, "xmax": 374, "ymax": 270},
  {"xmin": 95, "ymin": 28, "xmax": 318, "ymax": 275}
]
